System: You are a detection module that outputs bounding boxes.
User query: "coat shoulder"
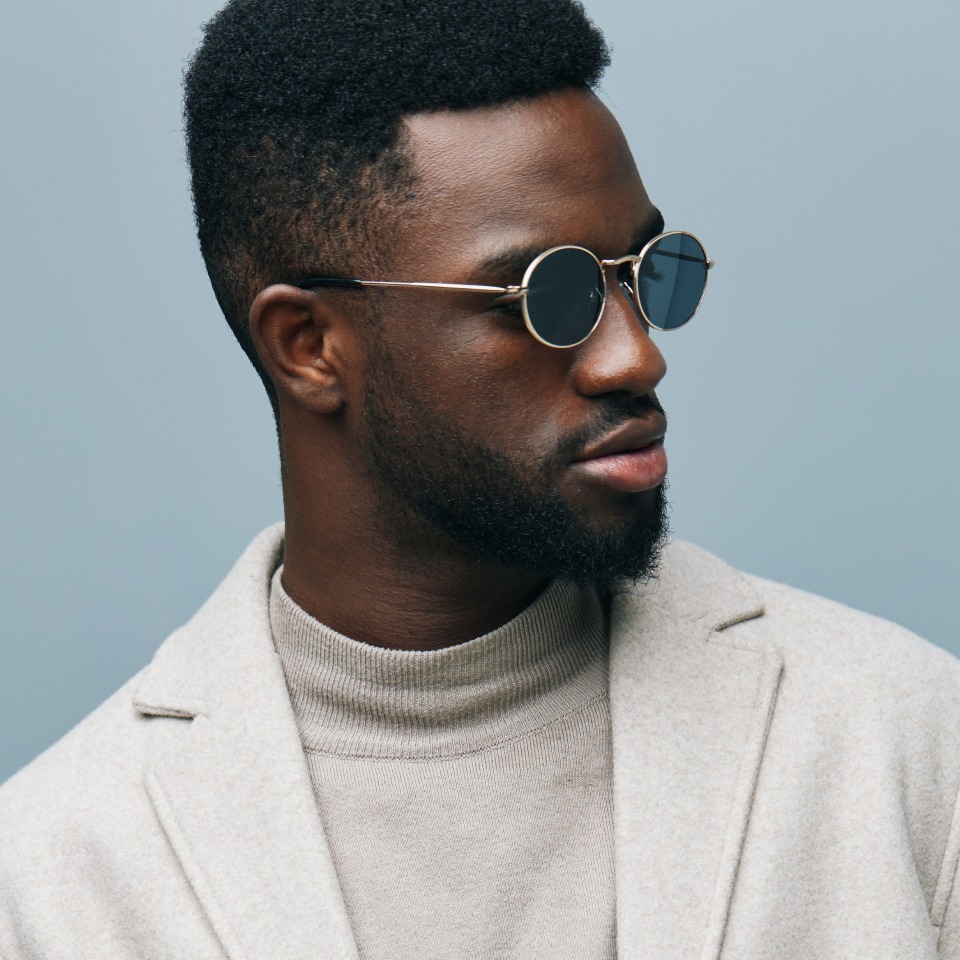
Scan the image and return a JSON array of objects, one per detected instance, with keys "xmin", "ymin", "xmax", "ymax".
[
  {"xmin": 647, "ymin": 539, "xmax": 960, "ymax": 768},
  {"xmin": 703, "ymin": 550, "xmax": 960, "ymax": 834},
  {"xmin": 0, "ymin": 678, "xmax": 226, "ymax": 957},
  {"xmin": 0, "ymin": 671, "xmax": 148, "ymax": 814},
  {"xmin": 657, "ymin": 538, "xmax": 960, "ymax": 696},
  {"xmin": 0, "ymin": 673, "xmax": 161, "ymax": 885},
  {"xmin": 741, "ymin": 567, "xmax": 960, "ymax": 700},
  {"xmin": 650, "ymin": 542, "xmax": 960, "ymax": 932},
  {"xmin": 0, "ymin": 524, "xmax": 287, "ymax": 910}
]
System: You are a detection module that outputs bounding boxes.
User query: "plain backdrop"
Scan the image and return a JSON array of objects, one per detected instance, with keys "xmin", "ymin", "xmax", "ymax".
[{"xmin": 1, "ymin": 0, "xmax": 957, "ymax": 783}]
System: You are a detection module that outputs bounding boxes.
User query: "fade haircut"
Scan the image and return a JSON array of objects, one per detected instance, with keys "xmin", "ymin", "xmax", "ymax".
[{"xmin": 183, "ymin": 0, "xmax": 610, "ymax": 407}]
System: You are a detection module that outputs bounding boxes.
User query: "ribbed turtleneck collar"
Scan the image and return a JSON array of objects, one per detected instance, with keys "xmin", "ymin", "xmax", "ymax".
[{"xmin": 269, "ymin": 567, "xmax": 608, "ymax": 759}]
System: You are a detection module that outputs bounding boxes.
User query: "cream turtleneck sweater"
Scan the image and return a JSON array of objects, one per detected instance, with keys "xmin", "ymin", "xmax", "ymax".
[{"xmin": 270, "ymin": 568, "xmax": 616, "ymax": 960}]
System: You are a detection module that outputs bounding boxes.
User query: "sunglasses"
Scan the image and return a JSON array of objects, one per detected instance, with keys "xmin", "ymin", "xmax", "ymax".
[{"xmin": 297, "ymin": 230, "xmax": 713, "ymax": 348}]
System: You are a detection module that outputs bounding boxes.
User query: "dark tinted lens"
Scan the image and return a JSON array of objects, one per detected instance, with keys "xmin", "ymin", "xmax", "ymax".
[
  {"xmin": 524, "ymin": 247, "xmax": 604, "ymax": 347},
  {"xmin": 636, "ymin": 233, "xmax": 708, "ymax": 330}
]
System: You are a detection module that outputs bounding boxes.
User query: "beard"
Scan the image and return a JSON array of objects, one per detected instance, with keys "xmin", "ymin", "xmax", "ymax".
[{"xmin": 359, "ymin": 343, "xmax": 669, "ymax": 588}]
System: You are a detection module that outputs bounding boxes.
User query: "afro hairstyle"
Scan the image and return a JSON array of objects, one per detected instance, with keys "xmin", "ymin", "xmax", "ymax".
[{"xmin": 183, "ymin": 0, "xmax": 610, "ymax": 405}]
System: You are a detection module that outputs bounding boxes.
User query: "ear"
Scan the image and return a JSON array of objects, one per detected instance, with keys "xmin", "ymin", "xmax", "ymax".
[{"xmin": 248, "ymin": 284, "xmax": 356, "ymax": 415}]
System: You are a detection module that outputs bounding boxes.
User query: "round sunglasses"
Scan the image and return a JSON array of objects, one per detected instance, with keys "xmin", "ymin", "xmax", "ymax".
[{"xmin": 297, "ymin": 230, "xmax": 713, "ymax": 349}]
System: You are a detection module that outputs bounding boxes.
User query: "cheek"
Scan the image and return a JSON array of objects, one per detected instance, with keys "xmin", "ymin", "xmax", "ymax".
[{"xmin": 385, "ymin": 309, "xmax": 579, "ymax": 450}]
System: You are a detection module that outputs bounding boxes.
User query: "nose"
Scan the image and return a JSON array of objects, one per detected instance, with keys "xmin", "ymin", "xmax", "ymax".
[{"xmin": 569, "ymin": 271, "xmax": 667, "ymax": 399}]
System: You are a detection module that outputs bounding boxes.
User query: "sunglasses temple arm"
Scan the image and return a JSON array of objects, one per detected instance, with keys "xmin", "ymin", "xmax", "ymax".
[
  {"xmin": 298, "ymin": 277, "xmax": 364, "ymax": 290},
  {"xmin": 297, "ymin": 277, "xmax": 511, "ymax": 293}
]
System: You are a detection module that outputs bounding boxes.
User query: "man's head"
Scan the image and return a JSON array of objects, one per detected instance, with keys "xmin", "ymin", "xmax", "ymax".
[
  {"xmin": 184, "ymin": 0, "xmax": 610, "ymax": 409},
  {"xmin": 185, "ymin": 0, "xmax": 673, "ymax": 587}
]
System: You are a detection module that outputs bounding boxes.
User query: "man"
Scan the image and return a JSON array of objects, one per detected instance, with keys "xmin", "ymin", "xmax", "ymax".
[{"xmin": 1, "ymin": 0, "xmax": 958, "ymax": 957}]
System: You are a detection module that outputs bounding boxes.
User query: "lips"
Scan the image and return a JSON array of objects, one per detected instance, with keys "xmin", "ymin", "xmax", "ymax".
[
  {"xmin": 570, "ymin": 417, "xmax": 668, "ymax": 493},
  {"xmin": 573, "ymin": 417, "xmax": 667, "ymax": 462}
]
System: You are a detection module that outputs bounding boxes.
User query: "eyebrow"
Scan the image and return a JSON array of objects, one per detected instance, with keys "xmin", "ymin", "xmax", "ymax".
[{"xmin": 475, "ymin": 209, "xmax": 666, "ymax": 282}]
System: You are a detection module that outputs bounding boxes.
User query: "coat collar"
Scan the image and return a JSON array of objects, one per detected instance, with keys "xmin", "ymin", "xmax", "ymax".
[{"xmin": 134, "ymin": 526, "xmax": 781, "ymax": 960}]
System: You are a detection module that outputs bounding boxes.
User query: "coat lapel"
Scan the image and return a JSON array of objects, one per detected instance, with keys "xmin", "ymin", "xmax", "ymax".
[
  {"xmin": 609, "ymin": 542, "xmax": 783, "ymax": 960},
  {"xmin": 130, "ymin": 527, "xmax": 780, "ymax": 960},
  {"xmin": 133, "ymin": 525, "xmax": 359, "ymax": 960}
]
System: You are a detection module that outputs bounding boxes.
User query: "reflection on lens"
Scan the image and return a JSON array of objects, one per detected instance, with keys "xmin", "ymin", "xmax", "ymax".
[
  {"xmin": 524, "ymin": 247, "xmax": 604, "ymax": 347},
  {"xmin": 637, "ymin": 233, "xmax": 708, "ymax": 330}
]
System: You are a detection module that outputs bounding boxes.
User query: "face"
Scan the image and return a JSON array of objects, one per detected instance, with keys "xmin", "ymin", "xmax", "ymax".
[{"xmin": 354, "ymin": 88, "xmax": 671, "ymax": 584}]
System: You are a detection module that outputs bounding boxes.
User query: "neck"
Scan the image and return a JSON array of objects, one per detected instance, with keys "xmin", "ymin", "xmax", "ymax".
[
  {"xmin": 277, "ymin": 409, "xmax": 551, "ymax": 650},
  {"xmin": 281, "ymin": 487, "xmax": 548, "ymax": 651},
  {"xmin": 282, "ymin": 527, "xmax": 547, "ymax": 652}
]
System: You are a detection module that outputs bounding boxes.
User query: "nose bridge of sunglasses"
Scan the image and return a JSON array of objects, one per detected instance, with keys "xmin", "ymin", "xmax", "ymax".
[{"xmin": 598, "ymin": 255, "xmax": 646, "ymax": 324}]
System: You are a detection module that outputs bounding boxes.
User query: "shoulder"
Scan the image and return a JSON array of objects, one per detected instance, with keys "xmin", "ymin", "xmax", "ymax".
[
  {"xmin": 0, "ymin": 524, "xmax": 287, "ymax": 951},
  {"xmin": 740, "ymin": 564, "xmax": 960, "ymax": 703},
  {"xmin": 658, "ymin": 538, "xmax": 960, "ymax": 694},
  {"xmin": 0, "ymin": 671, "xmax": 150, "ymax": 825},
  {"xmin": 644, "ymin": 541, "xmax": 960, "ymax": 920},
  {"xmin": 0, "ymin": 673, "xmax": 189, "ymax": 951},
  {"xmin": 630, "ymin": 538, "xmax": 960, "ymax": 774},
  {"xmin": 656, "ymin": 540, "xmax": 960, "ymax": 834},
  {"xmin": 731, "ymin": 566, "xmax": 960, "ymax": 791},
  {"xmin": 0, "ymin": 522, "xmax": 285, "ymax": 842},
  {"xmin": 0, "ymin": 669, "xmax": 175, "ymax": 861}
]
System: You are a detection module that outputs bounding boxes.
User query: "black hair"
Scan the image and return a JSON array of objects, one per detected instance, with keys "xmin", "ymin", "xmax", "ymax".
[{"xmin": 183, "ymin": 0, "xmax": 610, "ymax": 406}]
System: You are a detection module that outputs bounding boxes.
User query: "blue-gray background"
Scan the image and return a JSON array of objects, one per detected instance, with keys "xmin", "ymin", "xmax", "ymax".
[{"xmin": 1, "ymin": 0, "xmax": 957, "ymax": 783}]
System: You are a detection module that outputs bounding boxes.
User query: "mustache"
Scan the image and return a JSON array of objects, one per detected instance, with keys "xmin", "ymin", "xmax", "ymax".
[{"xmin": 554, "ymin": 394, "xmax": 666, "ymax": 464}]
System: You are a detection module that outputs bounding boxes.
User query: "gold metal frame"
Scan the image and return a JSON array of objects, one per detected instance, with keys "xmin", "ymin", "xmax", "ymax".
[
  {"xmin": 606, "ymin": 229, "xmax": 714, "ymax": 335},
  {"xmin": 297, "ymin": 230, "xmax": 714, "ymax": 349}
]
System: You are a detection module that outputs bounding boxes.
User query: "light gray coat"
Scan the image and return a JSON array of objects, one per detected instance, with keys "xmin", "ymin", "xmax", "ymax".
[{"xmin": 2, "ymin": 524, "xmax": 959, "ymax": 959}]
